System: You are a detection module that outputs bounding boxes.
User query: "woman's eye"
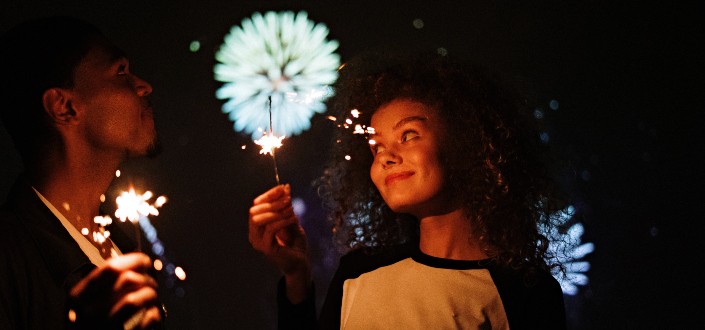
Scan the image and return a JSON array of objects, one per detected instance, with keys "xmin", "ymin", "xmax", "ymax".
[
  {"xmin": 370, "ymin": 144, "xmax": 384, "ymax": 155},
  {"xmin": 401, "ymin": 130, "xmax": 419, "ymax": 142}
]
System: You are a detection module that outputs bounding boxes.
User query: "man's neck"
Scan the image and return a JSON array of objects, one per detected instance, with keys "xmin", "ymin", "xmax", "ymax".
[{"xmin": 29, "ymin": 148, "xmax": 122, "ymax": 232}]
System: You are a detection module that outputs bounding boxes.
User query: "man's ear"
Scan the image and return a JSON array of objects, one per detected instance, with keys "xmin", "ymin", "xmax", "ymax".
[{"xmin": 42, "ymin": 88, "xmax": 78, "ymax": 125}]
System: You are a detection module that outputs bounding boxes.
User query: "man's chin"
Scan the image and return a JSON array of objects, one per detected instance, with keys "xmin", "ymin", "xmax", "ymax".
[
  {"xmin": 128, "ymin": 136, "xmax": 162, "ymax": 159},
  {"xmin": 145, "ymin": 136, "xmax": 162, "ymax": 158}
]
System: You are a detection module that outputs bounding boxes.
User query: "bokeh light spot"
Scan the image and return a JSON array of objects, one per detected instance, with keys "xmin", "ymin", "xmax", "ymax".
[
  {"xmin": 175, "ymin": 266, "xmax": 187, "ymax": 280},
  {"xmin": 189, "ymin": 40, "xmax": 201, "ymax": 53},
  {"xmin": 412, "ymin": 19, "xmax": 424, "ymax": 29},
  {"xmin": 549, "ymin": 99, "xmax": 559, "ymax": 110}
]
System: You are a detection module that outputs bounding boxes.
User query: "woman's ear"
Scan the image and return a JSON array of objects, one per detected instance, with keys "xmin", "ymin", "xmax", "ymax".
[{"xmin": 42, "ymin": 87, "xmax": 78, "ymax": 125}]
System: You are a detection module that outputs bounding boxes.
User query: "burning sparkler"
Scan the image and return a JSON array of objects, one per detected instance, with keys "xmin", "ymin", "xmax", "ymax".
[
  {"xmin": 114, "ymin": 186, "xmax": 186, "ymax": 282},
  {"xmin": 254, "ymin": 96, "xmax": 283, "ymax": 184},
  {"xmin": 115, "ymin": 188, "xmax": 166, "ymax": 252}
]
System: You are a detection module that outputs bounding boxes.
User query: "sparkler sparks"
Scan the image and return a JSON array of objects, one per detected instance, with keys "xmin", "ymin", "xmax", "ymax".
[
  {"xmin": 333, "ymin": 109, "xmax": 377, "ymax": 160},
  {"xmin": 115, "ymin": 188, "xmax": 165, "ymax": 223},
  {"xmin": 254, "ymin": 132, "xmax": 284, "ymax": 155},
  {"xmin": 114, "ymin": 186, "xmax": 187, "ymax": 283}
]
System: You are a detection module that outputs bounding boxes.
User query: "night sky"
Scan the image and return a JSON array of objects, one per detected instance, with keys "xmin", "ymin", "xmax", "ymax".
[{"xmin": 1, "ymin": 1, "xmax": 702, "ymax": 329}]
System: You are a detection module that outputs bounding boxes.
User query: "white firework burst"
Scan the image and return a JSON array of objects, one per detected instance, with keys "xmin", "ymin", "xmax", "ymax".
[
  {"xmin": 214, "ymin": 11, "xmax": 340, "ymax": 140},
  {"xmin": 544, "ymin": 205, "xmax": 595, "ymax": 295}
]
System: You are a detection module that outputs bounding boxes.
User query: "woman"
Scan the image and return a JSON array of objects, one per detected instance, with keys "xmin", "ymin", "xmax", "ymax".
[{"xmin": 249, "ymin": 52, "xmax": 567, "ymax": 329}]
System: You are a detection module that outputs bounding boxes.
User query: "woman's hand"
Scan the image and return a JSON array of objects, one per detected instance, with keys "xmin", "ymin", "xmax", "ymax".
[{"xmin": 249, "ymin": 184, "xmax": 311, "ymax": 303}]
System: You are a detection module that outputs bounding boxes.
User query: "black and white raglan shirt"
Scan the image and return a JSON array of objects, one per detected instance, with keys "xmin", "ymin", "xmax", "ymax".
[{"xmin": 278, "ymin": 244, "xmax": 566, "ymax": 330}]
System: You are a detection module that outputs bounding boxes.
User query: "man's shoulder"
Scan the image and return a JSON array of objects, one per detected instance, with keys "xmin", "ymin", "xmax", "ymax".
[
  {"xmin": 0, "ymin": 206, "xmax": 34, "ymax": 252},
  {"xmin": 0, "ymin": 205, "xmax": 26, "ymax": 236}
]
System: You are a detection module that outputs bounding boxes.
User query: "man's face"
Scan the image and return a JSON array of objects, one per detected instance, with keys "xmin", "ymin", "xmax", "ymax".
[{"xmin": 70, "ymin": 41, "xmax": 157, "ymax": 158}]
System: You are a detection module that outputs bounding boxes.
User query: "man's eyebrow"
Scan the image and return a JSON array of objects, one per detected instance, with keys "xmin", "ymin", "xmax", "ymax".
[{"xmin": 107, "ymin": 46, "xmax": 128, "ymax": 62}]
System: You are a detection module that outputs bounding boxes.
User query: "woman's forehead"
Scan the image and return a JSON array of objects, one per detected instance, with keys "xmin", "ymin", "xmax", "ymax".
[{"xmin": 371, "ymin": 99, "xmax": 437, "ymax": 127}]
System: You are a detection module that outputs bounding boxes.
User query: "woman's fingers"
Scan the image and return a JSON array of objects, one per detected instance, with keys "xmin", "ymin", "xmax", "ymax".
[
  {"xmin": 261, "ymin": 216, "xmax": 299, "ymax": 250},
  {"xmin": 253, "ymin": 184, "xmax": 289, "ymax": 204}
]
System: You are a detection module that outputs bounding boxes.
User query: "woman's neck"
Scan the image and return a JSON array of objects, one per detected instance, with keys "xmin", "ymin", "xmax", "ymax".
[{"xmin": 418, "ymin": 208, "xmax": 488, "ymax": 261}]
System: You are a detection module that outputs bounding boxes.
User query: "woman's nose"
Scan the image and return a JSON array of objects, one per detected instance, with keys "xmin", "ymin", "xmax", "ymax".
[{"xmin": 378, "ymin": 148, "xmax": 401, "ymax": 168}]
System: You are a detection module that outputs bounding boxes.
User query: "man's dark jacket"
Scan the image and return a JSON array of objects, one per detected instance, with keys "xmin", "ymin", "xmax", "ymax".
[{"xmin": 0, "ymin": 176, "xmax": 137, "ymax": 329}]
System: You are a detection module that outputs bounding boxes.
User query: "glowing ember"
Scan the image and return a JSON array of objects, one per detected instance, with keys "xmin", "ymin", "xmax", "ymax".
[
  {"xmin": 154, "ymin": 259, "xmax": 163, "ymax": 271},
  {"xmin": 116, "ymin": 170, "xmax": 121, "ymax": 177},
  {"xmin": 93, "ymin": 231, "xmax": 108, "ymax": 244},
  {"xmin": 81, "ymin": 228, "xmax": 89, "ymax": 235},
  {"xmin": 94, "ymin": 215, "xmax": 112, "ymax": 227},
  {"xmin": 254, "ymin": 132, "xmax": 285, "ymax": 156}
]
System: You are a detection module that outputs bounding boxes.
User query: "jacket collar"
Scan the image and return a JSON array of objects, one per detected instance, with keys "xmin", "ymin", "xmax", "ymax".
[{"xmin": 5, "ymin": 176, "xmax": 96, "ymax": 289}]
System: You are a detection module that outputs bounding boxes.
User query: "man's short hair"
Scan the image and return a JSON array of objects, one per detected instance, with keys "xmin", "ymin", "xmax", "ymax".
[{"xmin": 0, "ymin": 16, "xmax": 104, "ymax": 164}]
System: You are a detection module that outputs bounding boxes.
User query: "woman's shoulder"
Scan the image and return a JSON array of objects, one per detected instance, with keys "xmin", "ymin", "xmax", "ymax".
[{"xmin": 336, "ymin": 243, "xmax": 416, "ymax": 279}]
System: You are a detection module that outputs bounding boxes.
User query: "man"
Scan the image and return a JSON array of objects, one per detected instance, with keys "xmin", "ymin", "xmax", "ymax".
[{"xmin": 0, "ymin": 16, "xmax": 163, "ymax": 329}]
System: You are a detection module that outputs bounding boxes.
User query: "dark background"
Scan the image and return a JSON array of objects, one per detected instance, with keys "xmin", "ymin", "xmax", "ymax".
[{"xmin": 1, "ymin": 1, "xmax": 702, "ymax": 329}]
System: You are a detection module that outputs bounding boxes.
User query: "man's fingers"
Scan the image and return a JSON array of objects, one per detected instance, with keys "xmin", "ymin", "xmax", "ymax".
[
  {"xmin": 138, "ymin": 306, "xmax": 162, "ymax": 330},
  {"xmin": 106, "ymin": 253, "xmax": 152, "ymax": 273},
  {"xmin": 110, "ymin": 286, "xmax": 159, "ymax": 323},
  {"xmin": 113, "ymin": 271, "xmax": 158, "ymax": 299},
  {"xmin": 71, "ymin": 253, "xmax": 152, "ymax": 298}
]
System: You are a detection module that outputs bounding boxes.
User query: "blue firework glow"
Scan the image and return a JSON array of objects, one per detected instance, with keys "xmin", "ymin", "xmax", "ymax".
[{"xmin": 214, "ymin": 11, "xmax": 340, "ymax": 140}]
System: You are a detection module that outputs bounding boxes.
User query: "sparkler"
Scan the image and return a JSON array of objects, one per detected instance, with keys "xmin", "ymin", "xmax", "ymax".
[
  {"xmin": 254, "ymin": 96, "xmax": 283, "ymax": 184},
  {"xmin": 114, "ymin": 186, "xmax": 186, "ymax": 282},
  {"xmin": 115, "ymin": 188, "xmax": 165, "ymax": 252}
]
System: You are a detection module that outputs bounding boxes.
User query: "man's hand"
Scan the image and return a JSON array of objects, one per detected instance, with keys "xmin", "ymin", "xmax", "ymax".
[{"xmin": 69, "ymin": 253, "xmax": 161, "ymax": 329}]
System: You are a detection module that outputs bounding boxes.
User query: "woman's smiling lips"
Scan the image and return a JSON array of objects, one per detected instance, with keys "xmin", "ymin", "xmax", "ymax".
[{"xmin": 385, "ymin": 171, "xmax": 414, "ymax": 185}]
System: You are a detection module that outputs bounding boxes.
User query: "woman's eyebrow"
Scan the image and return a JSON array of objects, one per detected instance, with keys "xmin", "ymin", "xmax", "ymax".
[
  {"xmin": 393, "ymin": 115, "xmax": 427, "ymax": 130},
  {"xmin": 369, "ymin": 115, "xmax": 427, "ymax": 139}
]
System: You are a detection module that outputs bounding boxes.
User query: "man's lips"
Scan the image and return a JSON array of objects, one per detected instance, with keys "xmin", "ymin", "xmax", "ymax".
[{"xmin": 385, "ymin": 171, "xmax": 414, "ymax": 185}]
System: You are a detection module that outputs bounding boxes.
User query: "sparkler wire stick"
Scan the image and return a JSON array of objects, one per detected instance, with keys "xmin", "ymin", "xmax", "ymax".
[
  {"xmin": 268, "ymin": 95, "xmax": 281, "ymax": 185},
  {"xmin": 134, "ymin": 221, "xmax": 142, "ymax": 252}
]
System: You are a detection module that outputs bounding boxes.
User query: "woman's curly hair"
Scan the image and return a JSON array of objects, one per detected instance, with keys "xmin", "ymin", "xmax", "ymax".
[{"xmin": 317, "ymin": 51, "xmax": 567, "ymax": 273}]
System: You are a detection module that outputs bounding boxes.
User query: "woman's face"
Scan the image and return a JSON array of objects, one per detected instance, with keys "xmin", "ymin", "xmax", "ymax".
[{"xmin": 369, "ymin": 98, "xmax": 452, "ymax": 218}]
